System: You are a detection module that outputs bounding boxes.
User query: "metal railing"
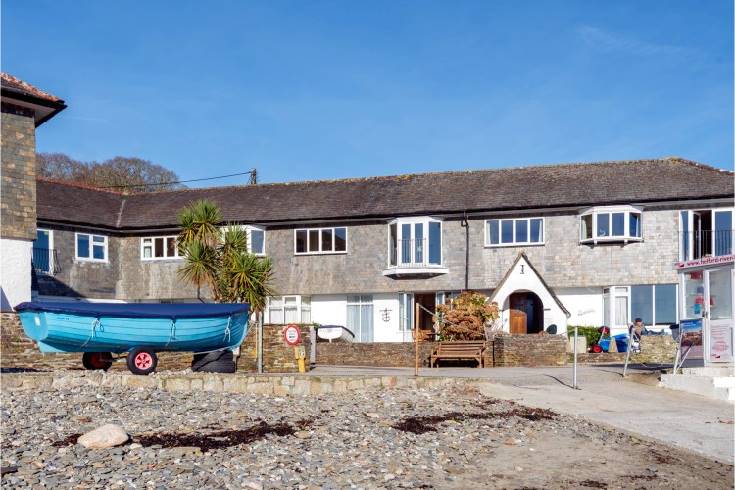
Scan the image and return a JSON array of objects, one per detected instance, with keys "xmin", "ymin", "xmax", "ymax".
[
  {"xmin": 32, "ymin": 247, "xmax": 59, "ymax": 274},
  {"xmin": 389, "ymin": 238, "xmax": 442, "ymax": 268},
  {"xmin": 680, "ymin": 229, "xmax": 733, "ymax": 260}
]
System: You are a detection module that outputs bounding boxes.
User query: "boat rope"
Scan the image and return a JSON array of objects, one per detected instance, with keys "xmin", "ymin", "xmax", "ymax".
[
  {"xmin": 80, "ymin": 318, "xmax": 101, "ymax": 348},
  {"xmin": 223, "ymin": 316, "xmax": 232, "ymax": 343},
  {"xmin": 165, "ymin": 319, "xmax": 177, "ymax": 348}
]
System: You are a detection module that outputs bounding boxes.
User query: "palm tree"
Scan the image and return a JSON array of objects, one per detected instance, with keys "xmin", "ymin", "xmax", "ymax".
[{"xmin": 177, "ymin": 200, "xmax": 274, "ymax": 311}]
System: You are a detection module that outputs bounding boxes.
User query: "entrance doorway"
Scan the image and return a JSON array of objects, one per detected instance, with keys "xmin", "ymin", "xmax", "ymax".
[
  {"xmin": 414, "ymin": 293, "xmax": 436, "ymax": 331},
  {"xmin": 509, "ymin": 292, "xmax": 543, "ymax": 334}
]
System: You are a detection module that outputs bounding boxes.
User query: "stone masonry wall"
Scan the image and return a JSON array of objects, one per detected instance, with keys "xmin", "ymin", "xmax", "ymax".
[
  {"xmin": 316, "ymin": 341, "xmax": 439, "ymax": 368},
  {"xmin": 1, "ymin": 108, "xmax": 36, "ymax": 240},
  {"xmin": 492, "ymin": 334, "xmax": 568, "ymax": 367},
  {"xmin": 238, "ymin": 324, "xmax": 313, "ymax": 373}
]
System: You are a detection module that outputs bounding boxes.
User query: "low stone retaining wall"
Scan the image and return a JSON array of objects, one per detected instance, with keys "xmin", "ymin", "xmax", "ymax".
[
  {"xmin": 316, "ymin": 341, "xmax": 440, "ymax": 367},
  {"xmin": 1, "ymin": 371, "xmax": 466, "ymax": 396},
  {"xmin": 569, "ymin": 336, "xmax": 677, "ymax": 365},
  {"xmin": 492, "ymin": 335, "xmax": 568, "ymax": 367}
]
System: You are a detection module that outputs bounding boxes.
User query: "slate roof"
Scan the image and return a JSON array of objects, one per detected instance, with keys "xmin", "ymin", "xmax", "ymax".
[{"xmin": 35, "ymin": 158, "xmax": 734, "ymax": 231}]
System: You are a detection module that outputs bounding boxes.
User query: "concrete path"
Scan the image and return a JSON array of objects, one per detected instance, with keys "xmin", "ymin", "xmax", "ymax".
[{"xmin": 312, "ymin": 365, "xmax": 735, "ymax": 463}]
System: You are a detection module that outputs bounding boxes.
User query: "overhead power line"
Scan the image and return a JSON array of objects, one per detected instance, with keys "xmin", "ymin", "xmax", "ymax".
[{"xmin": 100, "ymin": 169, "xmax": 258, "ymax": 189}]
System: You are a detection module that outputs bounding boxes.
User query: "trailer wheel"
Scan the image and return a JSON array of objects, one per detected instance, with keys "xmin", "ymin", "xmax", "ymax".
[
  {"xmin": 82, "ymin": 352, "xmax": 113, "ymax": 371},
  {"xmin": 126, "ymin": 348, "xmax": 158, "ymax": 375}
]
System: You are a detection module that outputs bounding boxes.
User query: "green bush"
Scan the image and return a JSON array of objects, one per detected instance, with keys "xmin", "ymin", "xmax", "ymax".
[{"xmin": 567, "ymin": 326, "xmax": 602, "ymax": 347}]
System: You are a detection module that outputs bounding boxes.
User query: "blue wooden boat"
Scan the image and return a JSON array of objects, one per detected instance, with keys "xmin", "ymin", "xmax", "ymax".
[{"xmin": 15, "ymin": 301, "xmax": 249, "ymax": 374}]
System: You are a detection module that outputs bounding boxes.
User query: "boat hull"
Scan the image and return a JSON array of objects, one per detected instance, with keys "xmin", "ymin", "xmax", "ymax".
[{"xmin": 17, "ymin": 305, "xmax": 249, "ymax": 354}]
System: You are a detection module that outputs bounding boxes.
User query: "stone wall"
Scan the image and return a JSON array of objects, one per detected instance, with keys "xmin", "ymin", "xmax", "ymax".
[
  {"xmin": 570, "ymin": 336, "xmax": 677, "ymax": 365},
  {"xmin": 1, "ymin": 312, "xmax": 35, "ymax": 354},
  {"xmin": 316, "ymin": 341, "xmax": 440, "ymax": 368},
  {"xmin": 1, "ymin": 108, "xmax": 36, "ymax": 241},
  {"xmin": 238, "ymin": 324, "xmax": 313, "ymax": 373},
  {"xmin": 492, "ymin": 334, "xmax": 568, "ymax": 367}
]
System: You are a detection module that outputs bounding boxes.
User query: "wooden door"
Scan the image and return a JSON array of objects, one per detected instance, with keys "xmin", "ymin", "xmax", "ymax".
[{"xmin": 509, "ymin": 293, "xmax": 528, "ymax": 334}]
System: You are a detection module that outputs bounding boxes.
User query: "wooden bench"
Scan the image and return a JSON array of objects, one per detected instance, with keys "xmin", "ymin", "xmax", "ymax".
[{"xmin": 430, "ymin": 341, "xmax": 486, "ymax": 368}]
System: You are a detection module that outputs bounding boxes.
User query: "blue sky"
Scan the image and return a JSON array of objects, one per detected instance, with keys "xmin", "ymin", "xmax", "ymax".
[{"xmin": 3, "ymin": 1, "xmax": 733, "ymax": 186}]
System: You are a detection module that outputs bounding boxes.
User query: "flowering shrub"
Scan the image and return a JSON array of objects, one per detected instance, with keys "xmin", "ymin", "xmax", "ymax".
[{"xmin": 435, "ymin": 291, "xmax": 500, "ymax": 340}]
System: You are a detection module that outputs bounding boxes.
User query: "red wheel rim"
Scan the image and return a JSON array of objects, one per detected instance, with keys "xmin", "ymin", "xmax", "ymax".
[{"xmin": 134, "ymin": 352, "xmax": 153, "ymax": 370}]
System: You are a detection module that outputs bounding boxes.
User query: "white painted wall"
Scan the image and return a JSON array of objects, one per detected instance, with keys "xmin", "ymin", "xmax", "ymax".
[
  {"xmin": 0, "ymin": 238, "xmax": 32, "ymax": 311},
  {"xmin": 372, "ymin": 293, "xmax": 402, "ymax": 342},
  {"xmin": 311, "ymin": 293, "xmax": 405, "ymax": 342},
  {"xmin": 491, "ymin": 256, "xmax": 569, "ymax": 335},
  {"xmin": 557, "ymin": 287, "xmax": 604, "ymax": 326}
]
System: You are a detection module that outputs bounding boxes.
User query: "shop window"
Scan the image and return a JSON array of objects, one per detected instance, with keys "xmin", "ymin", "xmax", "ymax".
[{"xmin": 631, "ymin": 284, "xmax": 678, "ymax": 326}]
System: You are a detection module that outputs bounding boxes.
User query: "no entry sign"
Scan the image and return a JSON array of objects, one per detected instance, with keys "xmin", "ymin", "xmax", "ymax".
[{"xmin": 283, "ymin": 324, "xmax": 301, "ymax": 346}]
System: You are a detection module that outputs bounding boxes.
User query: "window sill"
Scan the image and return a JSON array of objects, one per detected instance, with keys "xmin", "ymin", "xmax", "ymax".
[
  {"xmin": 383, "ymin": 265, "xmax": 448, "ymax": 277},
  {"xmin": 141, "ymin": 257, "xmax": 184, "ymax": 262},
  {"xmin": 294, "ymin": 251, "xmax": 347, "ymax": 256},
  {"xmin": 75, "ymin": 258, "xmax": 108, "ymax": 264},
  {"xmin": 580, "ymin": 237, "xmax": 643, "ymax": 245},
  {"xmin": 485, "ymin": 242, "xmax": 545, "ymax": 248}
]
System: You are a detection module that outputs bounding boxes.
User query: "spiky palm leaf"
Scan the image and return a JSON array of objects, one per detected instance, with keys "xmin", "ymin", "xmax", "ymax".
[{"xmin": 177, "ymin": 240, "xmax": 219, "ymax": 300}]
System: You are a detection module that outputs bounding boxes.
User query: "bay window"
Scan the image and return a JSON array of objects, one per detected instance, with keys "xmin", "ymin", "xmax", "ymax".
[
  {"xmin": 580, "ymin": 206, "xmax": 642, "ymax": 243},
  {"xmin": 486, "ymin": 218, "xmax": 544, "ymax": 246},
  {"xmin": 388, "ymin": 217, "xmax": 442, "ymax": 267}
]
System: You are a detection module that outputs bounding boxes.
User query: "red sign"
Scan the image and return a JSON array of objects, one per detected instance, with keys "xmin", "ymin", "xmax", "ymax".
[{"xmin": 283, "ymin": 324, "xmax": 301, "ymax": 346}]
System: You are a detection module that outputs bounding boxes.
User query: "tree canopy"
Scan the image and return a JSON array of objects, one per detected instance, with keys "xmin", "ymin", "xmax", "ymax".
[{"xmin": 36, "ymin": 152, "xmax": 183, "ymax": 193}]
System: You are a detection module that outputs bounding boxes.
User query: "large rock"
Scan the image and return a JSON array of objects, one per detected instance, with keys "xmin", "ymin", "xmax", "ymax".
[{"xmin": 77, "ymin": 424, "xmax": 129, "ymax": 449}]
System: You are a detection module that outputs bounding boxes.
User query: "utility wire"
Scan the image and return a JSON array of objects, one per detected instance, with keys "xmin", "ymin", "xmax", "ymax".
[{"xmin": 100, "ymin": 169, "xmax": 257, "ymax": 189}]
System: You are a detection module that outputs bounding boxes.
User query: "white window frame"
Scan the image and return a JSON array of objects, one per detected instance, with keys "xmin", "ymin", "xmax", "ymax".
[
  {"xmin": 293, "ymin": 227, "xmax": 348, "ymax": 255},
  {"xmin": 388, "ymin": 216, "xmax": 443, "ymax": 266},
  {"xmin": 246, "ymin": 225, "xmax": 266, "ymax": 256},
  {"xmin": 33, "ymin": 228, "xmax": 55, "ymax": 274},
  {"xmin": 580, "ymin": 205, "xmax": 643, "ymax": 244},
  {"xmin": 603, "ymin": 286, "xmax": 631, "ymax": 328},
  {"xmin": 679, "ymin": 208, "xmax": 735, "ymax": 261},
  {"xmin": 74, "ymin": 232, "xmax": 108, "ymax": 263},
  {"xmin": 266, "ymin": 295, "xmax": 311, "ymax": 324},
  {"xmin": 484, "ymin": 217, "xmax": 545, "ymax": 247},
  {"xmin": 140, "ymin": 235, "xmax": 181, "ymax": 261},
  {"xmin": 630, "ymin": 284, "xmax": 679, "ymax": 327}
]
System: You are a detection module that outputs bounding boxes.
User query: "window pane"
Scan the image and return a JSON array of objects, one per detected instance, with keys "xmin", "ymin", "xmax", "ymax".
[
  {"xmin": 77, "ymin": 234, "xmax": 90, "ymax": 258},
  {"xmin": 654, "ymin": 284, "xmax": 677, "ymax": 324},
  {"xmin": 284, "ymin": 306, "xmax": 299, "ymax": 323},
  {"xmin": 683, "ymin": 271, "xmax": 705, "ymax": 319},
  {"xmin": 611, "ymin": 213, "xmax": 625, "ymax": 236},
  {"xmin": 414, "ymin": 223, "xmax": 424, "ymax": 263},
  {"xmin": 429, "ymin": 222, "xmax": 441, "ymax": 265},
  {"xmin": 321, "ymin": 229, "xmax": 333, "ymax": 252},
  {"xmin": 250, "ymin": 229, "xmax": 264, "ymax": 254},
  {"xmin": 334, "ymin": 228, "xmax": 347, "ymax": 252},
  {"xmin": 93, "ymin": 235, "xmax": 105, "ymax": 243},
  {"xmin": 155, "ymin": 238, "xmax": 164, "ymax": 257},
  {"xmin": 295, "ymin": 230, "xmax": 307, "ymax": 253},
  {"xmin": 390, "ymin": 223, "xmax": 397, "ymax": 266},
  {"xmin": 269, "ymin": 297, "xmax": 283, "ymax": 308},
  {"xmin": 515, "ymin": 219, "xmax": 528, "ymax": 243},
  {"xmin": 597, "ymin": 213, "xmax": 610, "ymax": 237},
  {"xmin": 488, "ymin": 220, "xmax": 499, "ymax": 244},
  {"xmin": 401, "ymin": 224, "xmax": 412, "ymax": 263},
  {"xmin": 501, "ymin": 220, "xmax": 513, "ymax": 243},
  {"xmin": 631, "ymin": 285, "xmax": 652, "ymax": 325},
  {"xmin": 614, "ymin": 295, "xmax": 628, "ymax": 327},
  {"xmin": 269, "ymin": 308, "xmax": 284, "ymax": 324},
  {"xmin": 680, "ymin": 211, "xmax": 689, "ymax": 260},
  {"xmin": 284, "ymin": 296, "xmax": 297, "ymax": 305},
  {"xmin": 582, "ymin": 215, "xmax": 593, "ymax": 240},
  {"xmin": 714, "ymin": 211, "xmax": 733, "ymax": 256},
  {"xmin": 93, "ymin": 244, "xmax": 105, "ymax": 260},
  {"xmin": 166, "ymin": 237, "xmax": 177, "ymax": 257},
  {"xmin": 308, "ymin": 230, "xmax": 319, "ymax": 252},
  {"xmin": 603, "ymin": 293, "xmax": 610, "ymax": 326},
  {"xmin": 143, "ymin": 245, "xmax": 152, "ymax": 258},
  {"xmin": 530, "ymin": 219, "xmax": 542, "ymax": 243},
  {"xmin": 629, "ymin": 213, "xmax": 641, "ymax": 238},
  {"xmin": 710, "ymin": 268, "xmax": 732, "ymax": 320}
]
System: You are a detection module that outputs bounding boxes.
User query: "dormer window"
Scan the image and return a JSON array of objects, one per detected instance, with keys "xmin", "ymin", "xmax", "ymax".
[{"xmin": 580, "ymin": 206, "xmax": 642, "ymax": 244}]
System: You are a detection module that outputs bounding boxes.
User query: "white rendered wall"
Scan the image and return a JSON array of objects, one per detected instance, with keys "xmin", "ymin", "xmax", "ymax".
[
  {"xmin": 311, "ymin": 293, "xmax": 404, "ymax": 342},
  {"xmin": 0, "ymin": 238, "xmax": 32, "ymax": 311},
  {"xmin": 556, "ymin": 287, "xmax": 604, "ymax": 326}
]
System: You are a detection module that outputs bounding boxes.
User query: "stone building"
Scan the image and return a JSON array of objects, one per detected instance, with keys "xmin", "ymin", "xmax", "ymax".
[
  {"xmin": 0, "ymin": 73, "xmax": 66, "ymax": 311},
  {"xmin": 27, "ymin": 157, "xmax": 734, "ymax": 340}
]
